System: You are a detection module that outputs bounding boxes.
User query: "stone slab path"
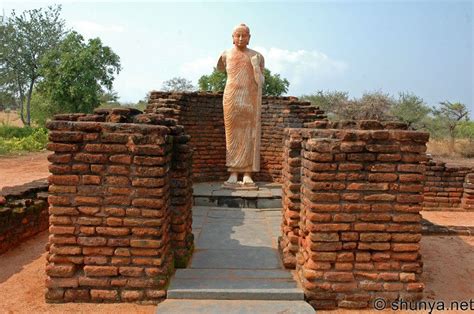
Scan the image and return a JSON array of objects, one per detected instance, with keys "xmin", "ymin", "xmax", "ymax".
[{"xmin": 157, "ymin": 206, "xmax": 313, "ymax": 313}]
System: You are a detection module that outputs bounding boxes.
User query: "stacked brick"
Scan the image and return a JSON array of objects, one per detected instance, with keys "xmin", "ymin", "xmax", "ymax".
[
  {"xmin": 423, "ymin": 158, "xmax": 471, "ymax": 211},
  {"xmin": 462, "ymin": 173, "xmax": 474, "ymax": 211},
  {"xmin": 0, "ymin": 179, "xmax": 48, "ymax": 254},
  {"xmin": 146, "ymin": 91, "xmax": 325, "ymax": 183},
  {"xmin": 45, "ymin": 108, "xmax": 193, "ymax": 303},
  {"xmin": 281, "ymin": 120, "xmax": 429, "ymax": 310},
  {"xmin": 168, "ymin": 127, "xmax": 194, "ymax": 267}
]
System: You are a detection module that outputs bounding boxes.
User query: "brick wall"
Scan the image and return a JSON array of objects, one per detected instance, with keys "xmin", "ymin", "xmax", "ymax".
[
  {"xmin": 146, "ymin": 91, "xmax": 325, "ymax": 182},
  {"xmin": 0, "ymin": 179, "xmax": 48, "ymax": 254},
  {"xmin": 423, "ymin": 158, "xmax": 473, "ymax": 211},
  {"xmin": 45, "ymin": 108, "xmax": 192, "ymax": 303},
  {"xmin": 281, "ymin": 120, "xmax": 429, "ymax": 310}
]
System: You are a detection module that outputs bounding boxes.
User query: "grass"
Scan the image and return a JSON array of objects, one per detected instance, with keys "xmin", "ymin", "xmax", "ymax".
[{"xmin": 427, "ymin": 139, "xmax": 474, "ymax": 158}]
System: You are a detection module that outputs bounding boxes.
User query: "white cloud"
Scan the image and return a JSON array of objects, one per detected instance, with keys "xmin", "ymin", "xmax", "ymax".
[
  {"xmin": 254, "ymin": 47, "xmax": 347, "ymax": 95},
  {"xmin": 71, "ymin": 20, "xmax": 124, "ymax": 37},
  {"xmin": 178, "ymin": 47, "xmax": 347, "ymax": 95},
  {"xmin": 179, "ymin": 56, "xmax": 216, "ymax": 85}
]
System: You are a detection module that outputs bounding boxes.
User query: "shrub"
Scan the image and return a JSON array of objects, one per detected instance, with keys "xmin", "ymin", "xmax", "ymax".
[{"xmin": 0, "ymin": 127, "xmax": 48, "ymax": 154}]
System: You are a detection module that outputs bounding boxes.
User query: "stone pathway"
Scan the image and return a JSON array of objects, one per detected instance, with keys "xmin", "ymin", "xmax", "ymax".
[{"xmin": 156, "ymin": 206, "xmax": 313, "ymax": 313}]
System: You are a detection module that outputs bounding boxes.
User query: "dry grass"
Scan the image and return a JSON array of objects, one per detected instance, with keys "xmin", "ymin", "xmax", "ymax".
[
  {"xmin": 427, "ymin": 139, "xmax": 474, "ymax": 167},
  {"xmin": 0, "ymin": 111, "xmax": 24, "ymax": 127},
  {"xmin": 427, "ymin": 139, "xmax": 474, "ymax": 158}
]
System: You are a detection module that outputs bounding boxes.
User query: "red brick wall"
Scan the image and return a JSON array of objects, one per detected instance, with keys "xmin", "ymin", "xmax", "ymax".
[
  {"xmin": 45, "ymin": 109, "xmax": 192, "ymax": 303},
  {"xmin": 147, "ymin": 91, "xmax": 325, "ymax": 183},
  {"xmin": 0, "ymin": 180, "xmax": 49, "ymax": 254},
  {"xmin": 423, "ymin": 159, "xmax": 472, "ymax": 211},
  {"xmin": 281, "ymin": 120, "xmax": 429, "ymax": 310}
]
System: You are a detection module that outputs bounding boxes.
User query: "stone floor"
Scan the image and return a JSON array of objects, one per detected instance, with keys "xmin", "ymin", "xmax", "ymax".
[{"xmin": 157, "ymin": 205, "xmax": 314, "ymax": 313}]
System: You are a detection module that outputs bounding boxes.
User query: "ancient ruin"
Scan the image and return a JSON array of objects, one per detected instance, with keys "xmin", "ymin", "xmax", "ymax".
[{"xmin": 38, "ymin": 91, "xmax": 467, "ymax": 309}]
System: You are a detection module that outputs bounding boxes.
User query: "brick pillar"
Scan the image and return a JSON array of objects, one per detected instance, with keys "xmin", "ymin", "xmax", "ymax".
[
  {"xmin": 288, "ymin": 121, "xmax": 428, "ymax": 310},
  {"xmin": 280, "ymin": 129, "xmax": 304, "ymax": 268},
  {"xmin": 462, "ymin": 173, "xmax": 474, "ymax": 211},
  {"xmin": 169, "ymin": 127, "xmax": 194, "ymax": 267},
  {"xmin": 44, "ymin": 110, "xmax": 188, "ymax": 303}
]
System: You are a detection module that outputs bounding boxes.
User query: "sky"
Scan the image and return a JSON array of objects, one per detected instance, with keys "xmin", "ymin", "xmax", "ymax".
[{"xmin": 2, "ymin": 1, "xmax": 473, "ymax": 112}]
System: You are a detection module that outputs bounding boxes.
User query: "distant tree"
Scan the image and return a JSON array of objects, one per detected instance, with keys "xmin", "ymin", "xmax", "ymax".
[
  {"xmin": 391, "ymin": 92, "xmax": 431, "ymax": 129},
  {"xmin": 300, "ymin": 90, "xmax": 349, "ymax": 120},
  {"xmin": 99, "ymin": 91, "xmax": 119, "ymax": 104},
  {"xmin": 433, "ymin": 101, "xmax": 470, "ymax": 151},
  {"xmin": 456, "ymin": 121, "xmax": 474, "ymax": 142},
  {"xmin": 0, "ymin": 5, "xmax": 66, "ymax": 125},
  {"xmin": 198, "ymin": 67, "xmax": 227, "ymax": 93},
  {"xmin": 355, "ymin": 91, "xmax": 395, "ymax": 120},
  {"xmin": 301, "ymin": 90, "xmax": 393, "ymax": 121},
  {"xmin": 262, "ymin": 68, "xmax": 289, "ymax": 96},
  {"xmin": 162, "ymin": 77, "xmax": 195, "ymax": 92},
  {"xmin": 38, "ymin": 32, "xmax": 121, "ymax": 115},
  {"xmin": 198, "ymin": 67, "xmax": 289, "ymax": 96}
]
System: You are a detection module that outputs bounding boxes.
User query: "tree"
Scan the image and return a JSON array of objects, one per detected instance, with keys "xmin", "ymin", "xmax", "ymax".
[
  {"xmin": 301, "ymin": 90, "xmax": 349, "ymax": 120},
  {"xmin": 391, "ymin": 92, "xmax": 431, "ymax": 129},
  {"xmin": 38, "ymin": 31, "xmax": 121, "ymax": 115},
  {"xmin": 355, "ymin": 91, "xmax": 395, "ymax": 120},
  {"xmin": 198, "ymin": 68, "xmax": 227, "ymax": 93},
  {"xmin": 0, "ymin": 5, "xmax": 66, "ymax": 126},
  {"xmin": 433, "ymin": 101, "xmax": 469, "ymax": 151},
  {"xmin": 162, "ymin": 77, "xmax": 195, "ymax": 92},
  {"xmin": 198, "ymin": 67, "xmax": 289, "ymax": 96},
  {"xmin": 300, "ymin": 90, "xmax": 393, "ymax": 121}
]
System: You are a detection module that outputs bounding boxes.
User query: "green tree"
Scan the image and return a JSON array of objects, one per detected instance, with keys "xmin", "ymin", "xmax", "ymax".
[
  {"xmin": 433, "ymin": 101, "xmax": 470, "ymax": 151},
  {"xmin": 38, "ymin": 32, "xmax": 121, "ymax": 115},
  {"xmin": 198, "ymin": 67, "xmax": 289, "ymax": 96},
  {"xmin": 0, "ymin": 5, "xmax": 66, "ymax": 126},
  {"xmin": 198, "ymin": 68, "xmax": 227, "ymax": 92},
  {"xmin": 162, "ymin": 77, "xmax": 195, "ymax": 92},
  {"xmin": 391, "ymin": 92, "xmax": 431, "ymax": 129}
]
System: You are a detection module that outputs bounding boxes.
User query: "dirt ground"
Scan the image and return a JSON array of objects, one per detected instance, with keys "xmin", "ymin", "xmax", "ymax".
[
  {"xmin": 0, "ymin": 232, "xmax": 156, "ymax": 314},
  {"xmin": 0, "ymin": 151, "xmax": 50, "ymax": 190}
]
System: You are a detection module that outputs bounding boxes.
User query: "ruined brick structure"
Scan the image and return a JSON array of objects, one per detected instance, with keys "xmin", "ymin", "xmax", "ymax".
[
  {"xmin": 43, "ymin": 92, "xmax": 434, "ymax": 309},
  {"xmin": 423, "ymin": 158, "xmax": 474, "ymax": 211},
  {"xmin": 45, "ymin": 108, "xmax": 192, "ymax": 303},
  {"xmin": 280, "ymin": 120, "xmax": 428, "ymax": 310},
  {"xmin": 0, "ymin": 180, "xmax": 48, "ymax": 254},
  {"xmin": 146, "ymin": 92, "xmax": 326, "ymax": 182}
]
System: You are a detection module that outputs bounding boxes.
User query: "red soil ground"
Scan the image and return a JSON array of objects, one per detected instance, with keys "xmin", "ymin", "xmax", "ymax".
[{"xmin": 0, "ymin": 151, "xmax": 50, "ymax": 190}]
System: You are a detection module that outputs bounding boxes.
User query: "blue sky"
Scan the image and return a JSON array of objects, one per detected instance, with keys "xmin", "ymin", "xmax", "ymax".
[{"xmin": 2, "ymin": 1, "xmax": 473, "ymax": 113}]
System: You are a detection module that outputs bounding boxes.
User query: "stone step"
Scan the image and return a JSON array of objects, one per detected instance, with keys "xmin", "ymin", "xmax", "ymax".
[
  {"xmin": 193, "ymin": 182, "xmax": 282, "ymax": 209},
  {"xmin": 167, "ymin": 269, "xmax": 304, "ymax": 300},
  {"xmin": 156, "ymin": 300, "xmax": 314, "ymax": 313}
]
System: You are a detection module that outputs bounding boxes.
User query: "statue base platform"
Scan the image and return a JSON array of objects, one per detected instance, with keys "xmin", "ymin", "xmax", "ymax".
[
  {"xmin": 193, "ymin": 182, "xmax": 282, "ymax": 209},
  {"xmin": 222, "ymin": 182, "xmax": 259, "ymax": 191}
]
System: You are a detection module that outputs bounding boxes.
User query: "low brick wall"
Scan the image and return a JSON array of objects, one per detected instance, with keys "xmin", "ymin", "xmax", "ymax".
[
  {"xmin": 146, "ymin": 91, "xmax": 326, "ymax": 182},
  {"xmin": 44, "ymin": 108, "xmax": 193, "ymax": 303},
  {"xmin": 423, "ymin": 159, "xmax": 473, "ymax": 211},
  {"xmin": 0, "ymin": 179, "xmax": 49, "ymax": 254},
  {"xmin": 280, "ymin": 120, "xmax": 428, "ymax": 310}
]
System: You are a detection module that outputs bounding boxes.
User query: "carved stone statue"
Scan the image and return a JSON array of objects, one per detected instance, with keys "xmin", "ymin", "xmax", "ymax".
[{"xmin": 217, "ymin": 23, "xmax": 265, "ymax": 187}]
